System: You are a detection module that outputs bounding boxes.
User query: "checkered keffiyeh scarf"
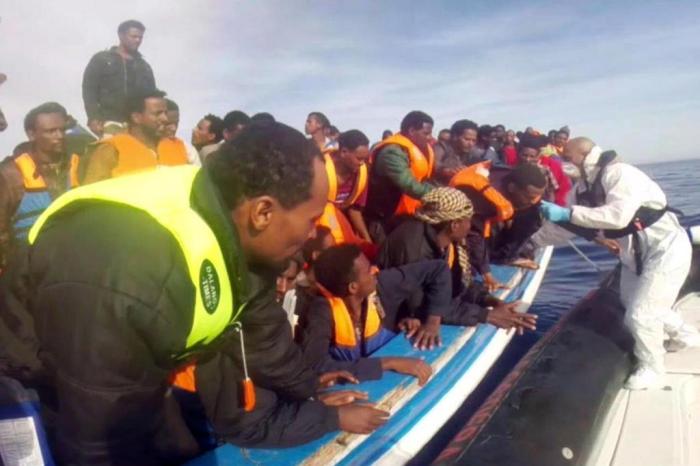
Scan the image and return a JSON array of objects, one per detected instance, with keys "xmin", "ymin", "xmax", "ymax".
[{"xmin": 415, "ymin": 187, "xmax": 474, "ymax": 286}]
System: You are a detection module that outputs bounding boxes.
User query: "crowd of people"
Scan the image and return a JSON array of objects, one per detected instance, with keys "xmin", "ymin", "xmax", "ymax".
[{"xmin": 0, "ymin": 19, "xmax": 697, "ymax": 466}]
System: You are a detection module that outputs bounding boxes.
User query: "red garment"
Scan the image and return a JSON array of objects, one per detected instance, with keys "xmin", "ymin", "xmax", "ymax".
[
  {"xmin": 539, "ymin": 156, "xmax": 571, "ymax": 206},
  {"xmin": 502, "ymin": 145, "xmax": 518, "ymax": 166},
  {"xmin": 331, "ymin": 153, "xmax": 368, "ymax": 208}
]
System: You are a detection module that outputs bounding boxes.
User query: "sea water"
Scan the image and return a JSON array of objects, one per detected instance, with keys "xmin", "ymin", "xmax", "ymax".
[{"xmin": 412, "ymin": 158, "xmax": 700, "ymax": 463}]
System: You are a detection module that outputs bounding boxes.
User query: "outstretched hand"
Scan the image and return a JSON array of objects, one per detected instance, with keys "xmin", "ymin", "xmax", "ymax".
[
  {"xmin": 406, "ymin": 315, "xmax": 442, "ymax": 350},
  {"xmin": 539, "ymin": 200, "xmax": 572, "ymax": 223},
  {"xmin": 318, "ymin": 390, "xmax": 368, "ymax": 406},
  {"xmin": 381, "ymin": 357, "xmax": 433, "ymax": 386},
  {"xmin": 483, "ymin": 272, "xmax": 509, "ymax": 292},
  {"xmin": 486, "ymin": 301, "xmax": 538, "ymax": 335}
]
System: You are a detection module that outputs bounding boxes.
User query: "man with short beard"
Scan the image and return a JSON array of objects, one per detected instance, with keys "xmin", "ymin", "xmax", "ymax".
[
  {"xmin": 82, "ymin": 20, "xmax": 156, "ymax": 137},
  {"xmin": 0, "ymin": 102, "xmax": 78, "ymax": 268},
  {"xmin": 81, "ymin": 89, "xmax": 188, "ymax": 184}
]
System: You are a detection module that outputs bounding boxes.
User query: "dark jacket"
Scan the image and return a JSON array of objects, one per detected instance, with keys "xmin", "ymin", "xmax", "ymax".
[
  {"xmin": 377, "ymin": 218, "xmax": 492, "ymax": 326},
  {"xmin": 298, "ymin": 260, "xmax": 452, "ymax": 380},
  {"xmin": 82, "ymin": 47, "xmax": 156, "ymax": 122},
  {"xmin": 176, "ymin": 352, "xmax": 338, "ymax": 449},
  {"xmin": 488, "ymin": 167, "xmax": 543, "ymax": 263},
  {"xmin": 0, "ymin": 170, "xmax": 319, "ymax": 465}
]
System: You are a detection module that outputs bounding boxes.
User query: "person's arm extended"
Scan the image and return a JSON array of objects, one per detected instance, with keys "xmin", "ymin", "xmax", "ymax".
[
  {"xmin": 82, "ymin": 53, "xmax": 103, "ymax": 123},
  {"xmin": 237, "ymin": 293, "xmax": 322, "ymax": 400},
  {"xmin": 81, "ymin": 142, "xmax": 118, "ymax": 184},
  {"xmin": 347, "ymin": 207, "xmax": 372, "ymax": 242},
  {"xmin": 298, "ymin": 297, "xmax": 383, "ymax": 381},
  {"xmin": 571, "ymin": 164, "xmax": 643, "ymax": 229},
  {"xmin": 375, "ymin": 145, "xmax": 433, "ymax": 199}
]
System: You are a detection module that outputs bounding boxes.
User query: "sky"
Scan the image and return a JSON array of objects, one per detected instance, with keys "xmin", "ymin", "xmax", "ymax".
[{"xmin": 1, "ymin": 0, "xmax": 699, "ymax": 163}]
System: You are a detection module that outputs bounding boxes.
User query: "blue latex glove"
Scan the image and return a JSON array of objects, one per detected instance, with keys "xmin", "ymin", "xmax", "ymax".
[{"xmin": 539, "ymin": 200, "xmax": 572, "ymax": 223}]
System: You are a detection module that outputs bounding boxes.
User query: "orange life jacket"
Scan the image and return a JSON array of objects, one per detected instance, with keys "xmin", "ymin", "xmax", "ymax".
[
  {"xmin": 324, "ymin": 151, "xmax": 368, "ymax": 209},
  {"xmin": 104, "ymin": 133, "xmax": 188, "ymax": 178},
  {"xmin": 157, "ymin": 137, "xmax": 191, "ymax": 166},
  {"xmin": 316, "ymin": 285, "xmax": 394, "ymax": 361},
  {"xmin": 446, "ymin": 243, "xmax": 455, "ymax": 269},
  {"xmin": 449, "ymin": 162, "xmax": 514, "ymax": 238},
  {"xmin": 14, "ymin": 152, "xmax": 80, "ymax": 190},
  {"xmin": 371, "ymin": 133, "xmax": 434, "ymax": 216},
  {"xmin": 324, "ymin": 294, "xmax": 383, "ymax": 349},
  {"xmin": 11, "ymin": 153, "xmax": 80, "ymax": 241},
  {"xmin": 317, "ymin": 152, "xmax": 369, "ymax": 244}
]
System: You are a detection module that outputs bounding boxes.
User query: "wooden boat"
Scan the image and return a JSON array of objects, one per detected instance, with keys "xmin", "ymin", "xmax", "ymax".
[{"xmin": 187, "ymin": 246, "xmax": 553, "ymax": 466}]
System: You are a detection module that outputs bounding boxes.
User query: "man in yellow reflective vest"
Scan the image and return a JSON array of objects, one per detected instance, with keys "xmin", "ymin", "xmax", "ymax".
[{"xmin": 0, "ymin": 122, "xmax": 386, "ymax": 464}]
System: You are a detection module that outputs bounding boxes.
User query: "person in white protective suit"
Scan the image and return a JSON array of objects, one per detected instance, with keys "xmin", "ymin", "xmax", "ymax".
[{"xmin": 535, "ymin": 136, "xmax": 700, "ymax": 390}]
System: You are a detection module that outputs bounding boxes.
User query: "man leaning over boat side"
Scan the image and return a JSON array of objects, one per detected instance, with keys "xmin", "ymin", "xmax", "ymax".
[
  {"xmin": 537, "ymin": 136, "xmax": 700, "ymax": 390},
  {"xmin": 298, "ymin": 244, "xmax": 438, "ymax": 382},
  {"xmin": 378, "ymin": 187, "xmax": 538, "ymax": 350},
  {"xmin": 0, "ymin": 122, "xmax": 387, "ymax": 464}
]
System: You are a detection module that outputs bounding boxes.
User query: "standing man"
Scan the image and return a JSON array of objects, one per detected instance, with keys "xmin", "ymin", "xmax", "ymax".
[
  {"xmin": 191, "ymin": 114, "xmax": 224, "ymax": 161},
  {"xmin": 82, "ymin": 20, "xmax": 156, "ymax": 137},
  {"xmin": 539, "ymin": 137, "xmax": 699, "ymax": 389},
  {"xmin": 305, "ymin": 111, "xmax": 336, "ymax": 153},
  {"xmin": 0, "ymin": 102, "xmax": 78, "ymax": 269},
  {"xmin": 364, "ymin": 110, "xmax": 435, "ymax": 242},
  {"xmin": 80, "ymin": 90, "xmax": 188, "ymax": 184}
]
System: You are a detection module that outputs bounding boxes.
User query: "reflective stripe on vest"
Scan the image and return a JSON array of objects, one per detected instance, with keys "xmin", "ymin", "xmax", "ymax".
[
  {"xmin": 323, "ymin": 151, "xmax": 368, "ymax": 209},
  {"xmin": 12, "ymin": 153, "xmax": 79, "ymax": 240},
  {"xmin": 28, "ymin": 166, "xmax": 239, "ymax": 349},
  {"xmin": 371, "ymin": 133, "xmax": 434, "ymax": 216},
  {"xmin": 105, "ymin": 133, "xmax": 188, "ymax": 178}
]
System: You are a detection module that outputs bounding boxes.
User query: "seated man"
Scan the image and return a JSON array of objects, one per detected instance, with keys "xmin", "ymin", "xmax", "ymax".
[
  {"xmin": 378, "ymin": 188, "xmax": 537, "ymax": 349},
  {"xmin": 299, "ymin": 244, "xmax": 437, "ymax": 383},
  {"xmin": 487, "ymin": 164, "xmax": 548, "ymax": 268},
  {"xmin": 80, "ymin": 89, "xmax": 188, "ymax": 183}
]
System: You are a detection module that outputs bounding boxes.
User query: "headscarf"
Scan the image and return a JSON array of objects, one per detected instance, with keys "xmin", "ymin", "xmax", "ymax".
[{"xmin": 415, "ymin": 188, "xmax": 474, "ymax": 286}]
